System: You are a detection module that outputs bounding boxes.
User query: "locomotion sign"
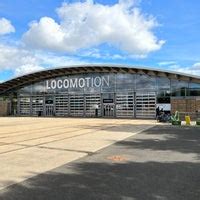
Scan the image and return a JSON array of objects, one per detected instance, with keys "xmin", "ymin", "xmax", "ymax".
[{"xmin": 46, "ymin": 76, "xmax": 110, "ymax": 90}]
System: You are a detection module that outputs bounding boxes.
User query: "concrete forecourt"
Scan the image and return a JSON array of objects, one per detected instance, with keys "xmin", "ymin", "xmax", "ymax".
[{"xmin": 0, "ymin": 117, "xmax": 155, "ymax": 190}]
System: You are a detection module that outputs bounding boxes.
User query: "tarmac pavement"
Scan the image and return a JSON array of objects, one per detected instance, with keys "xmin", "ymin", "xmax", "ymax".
[{"xmin": 0, "ymin": 123, "xmax": 200, "ymax": 200}]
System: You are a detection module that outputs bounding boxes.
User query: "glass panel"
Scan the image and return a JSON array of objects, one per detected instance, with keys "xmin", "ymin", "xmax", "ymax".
[
  {"xmin": 32, "ymin": 82, "xmax": 45, "ymax": 95},
  {"xmin": 136, "ymin": 75, "xmax": 156, "ymax": 90},
  {"xmin": 189, "ymin": 82, "xmax": 200, "ymax": 96},
  {"xmin": 101, "ymin": 74, "xmax": 115, "ymax": 93},
  {"xmin": 157, "ymin": 89, "xmax": 171, "ymax": 97},
  {"xmin": 189, "ymin": 82, "xmax": 200, "ymax": 89},
  {"xmin": 18, "ymin": 85, "xmax": 32, "ymax": 95},
  {"xmin": 157, "ymin": 77, "xmax": 170, "ymax": 89},
  {"xmin": 84, "ymin": 73, "xmax": 102, "ymax": 93},
  {"xmin": 171, "ymin": 80, "xmax": 188, "ymax": 96},
  {"xmin": 68, "ymin": 75, "xmax": 84, "ymax": 94},
  {"xmin": 157, "ymin": 96, "xmax": 170, "ymax": 103},
  {"xmin": 189, "ymin": 89, "xmax": 200, "ymax": 96},
  {"xmin": 116, "ymin": 74, "xmax": 135, "ymax": 92}
]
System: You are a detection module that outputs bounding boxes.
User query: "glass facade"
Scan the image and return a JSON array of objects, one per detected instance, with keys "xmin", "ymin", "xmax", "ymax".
[{"xmin": 15, "ymin": 72, "xmax": 200, "ymax": 118}]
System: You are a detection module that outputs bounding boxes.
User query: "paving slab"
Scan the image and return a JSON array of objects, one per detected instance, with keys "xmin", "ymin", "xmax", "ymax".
[
  {"xmin": 40, "ymin": 125, "xmax": 153, "ymax": 153},
  {"xmin": 0, "ymin": 117, "xmax": 155, "ymax": 190},
  {"xmin": 0, "ymin": 144, "xmax": 23, "ymax": 154},
  {"xmin": 0, "ymin": 147, "xmax": 86, "ymax": 190}
]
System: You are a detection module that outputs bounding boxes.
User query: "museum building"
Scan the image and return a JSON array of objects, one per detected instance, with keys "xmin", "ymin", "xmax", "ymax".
[{"xmin": 0, "ymin": 65, "xmax": 200, "ymax": 119}]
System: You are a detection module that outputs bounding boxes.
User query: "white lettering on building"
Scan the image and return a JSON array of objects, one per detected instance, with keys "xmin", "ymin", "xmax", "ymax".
[
  {"xmin": 51, "ymin": 80, "xmax": 56, "ymax": 89},
  {"xmin": 78, "ymin": 78, "xmax": 85, "ymax": 88},
  {"xmin": 46, "ymin": 80, "xmax": 51, "ymax": 89},
  {"xmin": 57, "ymin": 80, "xmax": 63, "ymax": 89},
  {"xmin": 70, "ymin": 79, "xmax": 78, "ymax": 88},
  {"xmin": 94, "ymin": 77, "xmax": 101, "ymax": 87},
  {"xmin": 102, "ymin": 76, "xmax": 109, "ymax": 87},
  {"xmin": 45, "ymin": 76, "xmax": 110, "ymax": 90},
  {"xmin": 63, "ymin": 79, "xmax": 69, "ymax": 88}
]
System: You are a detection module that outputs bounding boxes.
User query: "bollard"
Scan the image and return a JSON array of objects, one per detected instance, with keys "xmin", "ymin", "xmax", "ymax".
[{"xmin": 185, "ymin": 115, "xmax": 191, "ymax": 125}]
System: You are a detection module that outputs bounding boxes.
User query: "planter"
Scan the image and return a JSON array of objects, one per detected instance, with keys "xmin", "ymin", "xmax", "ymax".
[
  {"xmin": 196, "ymin": 120, "xmax": 200, "ymax": 126},
  {"xmin": 196, "ymin": 118, "xmax": 200, "ymax": 125},
  {"xmin": 172, "ymin": 120, "xmax": 181, "ymax": 125}
]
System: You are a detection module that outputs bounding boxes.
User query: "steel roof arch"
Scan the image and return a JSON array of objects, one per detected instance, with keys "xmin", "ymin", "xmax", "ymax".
[{"xmin": 0, "ymin": 64, "xmax": 200, "ymax": 95}]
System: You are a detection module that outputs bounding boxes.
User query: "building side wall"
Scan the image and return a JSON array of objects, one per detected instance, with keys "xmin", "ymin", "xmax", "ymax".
[
  {"xmin": 171, "ymin": 97, "xmax": 200, "ymax": 120},
  {"xmin": 0, "ymin": 101, "xmax": 10, "ymax": 116}
]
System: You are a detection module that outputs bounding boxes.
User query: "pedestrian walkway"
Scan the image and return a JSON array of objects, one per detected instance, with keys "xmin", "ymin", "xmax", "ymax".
[{"xmin": 0, "ymin": 117, "xmax": 155, "ymax": 190}]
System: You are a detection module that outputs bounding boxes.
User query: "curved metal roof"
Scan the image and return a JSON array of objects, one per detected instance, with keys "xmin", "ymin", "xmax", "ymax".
[{"xmin": 0, "ymin": 64, "xmax": 200, "ymax": 95}]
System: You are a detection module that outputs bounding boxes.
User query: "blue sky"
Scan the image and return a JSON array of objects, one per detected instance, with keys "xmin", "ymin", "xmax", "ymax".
[{"xmin": 0, "ymin": 0, "xmax": 200, "ymax": 82}]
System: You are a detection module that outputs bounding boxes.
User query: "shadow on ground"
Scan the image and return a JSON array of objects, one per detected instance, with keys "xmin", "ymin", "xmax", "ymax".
[
  {"xmin": 117, "ymin": 125, "xmax": 200, "ymax": 156},
  {"xmin": 0, "ymin": 125, "xmax": 200, "ymax": 200}
]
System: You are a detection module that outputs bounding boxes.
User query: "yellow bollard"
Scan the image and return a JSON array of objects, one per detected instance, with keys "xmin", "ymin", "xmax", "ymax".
[{"xmin": 185, "ymin": 115, "xmax": 191, "ymax": 125}]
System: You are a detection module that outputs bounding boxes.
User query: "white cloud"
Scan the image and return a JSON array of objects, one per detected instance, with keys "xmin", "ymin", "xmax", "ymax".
[
  {"xmin": 168, "ymin": 63, "xmax": 200, "ymax": 77},
  {"xmin": 0, "ymin": 44, "xmax": 35, "ymax": 70},
  {"xmin": 79, "ymin": 48, "xmax": 126, "ymax": 60},
  {"xmin": 158, "ymin": 61, "xmax": 176, "ymax": 66},
  {"xmin": 0, "ymin": 44, "xmax": 86, "ymax": 78},
  {"xmin": 14, "ymin": 64, "xmax": 44, "ymax": 77},
  {"xmin": 36, "ymin": 52, "xmax": 86, "ymax": 67},
  {"xmin": 22, "ymin": 0, "xmax": 164, "ymax": 57},
  {"xmin": 23, "ymin": 17, "xmax": 65, "ymax": 52},
  {"xmin": 0, "ymin": 44, "xmax": 45, "ymax": 77},
  {"xmin": 192, "ymin": 62, "xmax": 200, "ymax": 70},
  {"xmin": 0, "ymin": 18, "xmax": 15, "ymax": 35}
]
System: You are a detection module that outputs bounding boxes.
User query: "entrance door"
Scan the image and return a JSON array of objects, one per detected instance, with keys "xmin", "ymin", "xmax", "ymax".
[
  {"xmin": 103, "ymin": 104, "xmax": 115, "ymax": 117},
  {"xmin": 102, "ymin": 93, "xmax": 115, "ymax": 117},
  {"xmin": 45, "ymin": 96, "xmax": 54, "ymax": 116},
  {"xmin": 45, "ymin": 105, "xmax": 54, "ymax": 116}
]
